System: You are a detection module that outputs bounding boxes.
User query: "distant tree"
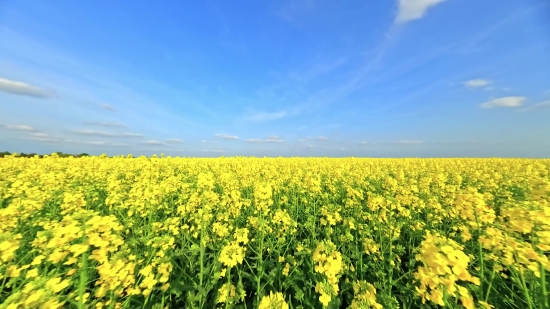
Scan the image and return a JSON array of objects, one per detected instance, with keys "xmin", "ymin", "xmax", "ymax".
[
  {"xmin": 0, "ymin": 151, "xmax": 12, "ymax": 158},
  {"xmin": 78, "ymin": 153, "xmax": 90, "ymax": 157}
]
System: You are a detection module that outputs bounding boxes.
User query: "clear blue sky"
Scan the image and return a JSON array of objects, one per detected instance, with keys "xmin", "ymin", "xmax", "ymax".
[{"xmin": 1, "ymin": 0, "xmax": 549, "ymax": 157}]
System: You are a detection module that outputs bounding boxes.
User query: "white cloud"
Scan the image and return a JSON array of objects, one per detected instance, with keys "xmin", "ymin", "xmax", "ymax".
[
  {"xmin": 246, "ymin": 139, "xmax": 263, "ymax": 143},
  {"xmin": 30, "ymin": 132, "xmax": 49, "ymax": 138},
  {"xmin": 297, "ymin": 139, "xmax": 306, "ymax": 142},
  {"xmin": 215, "ymin": 133, "xmax": 239, "ymax": 140},
  {"xmin": 395, "ymin": 0, "xmax": 446, "ymax": 24},
  {"xmin": 465, "ymin": 79, "xmax": 491, "ymax": 88},
  {"xmin": 245, "ymin": 137, "xmax": 284, "ymax": 143},
  {"xmin": 83, "ymin": 141, "xmax": 108, "ymax": 145},
  {"xmin": 77, "ymin": 141, "xmax": 129, "ymax": 147},
  {"xmin": 1, "ymin": 124, "xmax": 35, "ymax": 131},
  {"xmin": 74, "ymin": 130, "xmax": 143, "ymax": 137},
  {"xmin": 275, "ymin": 0, "xmax": 315, "ymax": 23},
  {"xmin": 74, "ymin": 130, "xmax": 115, "ymax": 137},
  {"xmin": 84, "ymin": 121, "xmax": 126, "ymax": 128},
  {"xmin": 0, "ymin": 77, "xmax": 54, "ymax": 98},
  {"xmin": 26, "ymin": 132, "xmax": 63, "ymax": 143},
  {"xmin": 519, "ymin": 100, "xmax": 550, "ymax": 112},
  {"xmin": 166, "ymin": 138, "xmax": 183, "ymax": 144},
  {"xmin": 245, "ymin": 111, "xmax": 288, "ymax": 122},
  {"xmin": 288, "ymin": 58, "xmax": 348, "ymax": 84},
  {"xmin": 201, "ymin": 140, "xmax": 207, "ymax": 143},
  {"xmin": 397, "ymin": 140, "xmax": 423, "ymax": 144},
  {"xmin": 316, "ymin": 136, "xmax": 328, "ymax": 141},
  {"xmin": 121, "ymin": 133, "xmax": 143, "ymax": 138},
  {"xmin": 143, "ymin": 140, "xmax": 167, "ymax": 146},
  {"xmin": 533, "ymin": 100, "xmax": 550, "ymax": 109},
  {"xmin": 29, "ymin": 136, "xmax": 62, "ymax": 143},
  {"xmin": 101, "ymin": 104, "xmax": 115, "ymax": 111},
  {"xmin": 203, "ymin": 149, "xmax": 225, "ymax": 153},
  {"xmin": 480, "ymin": 96, "xmax": 526, "ymax": 109}
]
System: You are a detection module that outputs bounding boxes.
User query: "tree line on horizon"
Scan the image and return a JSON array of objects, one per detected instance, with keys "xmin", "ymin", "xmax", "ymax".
[{"xmin": 0, "ymin": 151, "xmax": 90, "ymax": 158}]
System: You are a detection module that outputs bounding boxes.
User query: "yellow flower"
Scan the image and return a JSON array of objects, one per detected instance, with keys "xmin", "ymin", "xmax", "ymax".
[
  {"xmin": 26, "ymin": 268, "xmax": 39, "ymax": 279},
  {"xmin": 218, "ymin": 241, "xmax": 246, "ymax": 268},
  {"xmin": 478, "ymin": 301, "xmax": 495, "ymax": 309},
  {"xmin": 46, "ymin": 277, "xmax": 70, "ymax": 293},
  {"xmin": 319, "ymin": 293, "xmax": 331, "ymax": 307},
  {"xmin": 282, "ymin": 263, "xmax": 290, "ymax": 276},
  {"xmin": 258, "ymin": 291, "xmax": 289, "ymax": 309}
]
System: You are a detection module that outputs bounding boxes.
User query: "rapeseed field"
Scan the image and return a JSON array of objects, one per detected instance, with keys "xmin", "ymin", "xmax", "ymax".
[{"xmin": 0, "ymin": 154, "xmax": 549, "ymax": 308}]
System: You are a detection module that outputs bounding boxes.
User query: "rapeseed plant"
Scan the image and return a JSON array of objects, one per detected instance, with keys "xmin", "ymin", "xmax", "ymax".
[{"xmin": 0, "ymin": 156, "xmax": 548, "ymax": 308}]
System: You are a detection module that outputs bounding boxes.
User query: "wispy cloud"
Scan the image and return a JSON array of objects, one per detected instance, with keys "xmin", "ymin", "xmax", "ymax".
[
  {"xmin": 465, "ymin": 79, "xmax": 491, "ymax": 88},
  {"xmin": 166, "ymin": 138, "xmax": 183, "ymax": 144},
  {"xmin": 73, "ymin": 130, "xmax": 117, "ymax": 137},
  {"xmin": 23, "ymin": 130, "xmax": 133, "ymax": 146},
  {"xmin": 288, "ymin": 58, "xmax": 348, "ymax": 84},
  {"xmin": 28, "ymin": 136, "xmax": 63, "ymax": 143},
  {"xmin": 100, "ymin": 104, "xmax": 115, "ymax": 111},
  {"xmin": 215, "ymin": 133, "xmax": 239, "ymax": 140},
  {"xmin": 203, "ymin": 149, "xmax": 225, "ymax": 153},
  {"xmin": 532, "ymin": 101, "xmax": 550, "ymax": 109},
  {"xmin": 275, "ymin": 0, "xmax": 315, "ymax": 23},
  {"xmin": 73, "ymin": 130, "xmax": 143, "ymax": 137},
  {"xmin": 84, "ymin": 121, "xmax": 126, "ymax": 128},
  {"xmin": 395, "ymin": 0, "xmax": 447, "ymax": 24},
  {"xmin": 121, "ymin": 133, "xmax": 143, "ymax": 137},
  {"xmin": 30, "ymin": 132, "xmax": 49, "ymax": 138},
  {"xmin": 396, "ymin": 140, "xmax": 423, "ymax": 144},
  {"xmin": 246, "ymin": 139, "xmax": 263, "ymax": 143},
  {"xmin": 0, "ymin": 77, "xmax": 54, "ymax": 99},
  {"xmin": 143, "ymin": 140, "xmax": 167, "ymax": 146},
  {"xmin": 315, "ymin": 136, "xmax": 328, "ymax": 141},
  {"xmin": 480, "ymin": 96, "xmax": 526, "ymax": 109},
  {"xmin": 26, "ymin": 132, "xmax": 64, "ymax": 143},
  {"xmin": 245, "ymin": 110, "xmax": 289, "ymax": 122},
  {"xmin": 78, "ymin": 141, "xmax": 129, "ymax": 147},
  {"xmin": 1, "ymin": 124, "xmax": 35, "ymax": 131},
  {"xmin": 518, "ymin": 100, "xmax": 550, "ymax": 112}
]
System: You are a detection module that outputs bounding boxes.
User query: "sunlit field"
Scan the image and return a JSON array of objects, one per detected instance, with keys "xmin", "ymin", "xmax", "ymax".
[{"xmin": 0, "ymin": 154, "xmax": 549, "ymax": 309}]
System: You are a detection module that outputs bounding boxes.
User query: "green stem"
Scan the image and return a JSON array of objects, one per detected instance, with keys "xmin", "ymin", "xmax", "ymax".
[
  {"xmin": 474, "ymin": 209, "xmax": 485, "ymax": 299},
  {"xmin": 256, "ymin": 207, "xmax": 265, "ymax": 306},
  {"xmin": 517, "ymin": 268, "xmax": 534, "ymax": 309},
  {"xmin": 225, "ymin": 268, "xmax": 231, "ymax": 309},
  {"xmin": 484, "ymin": 267, "xmax": 496, "ymax": 302},
  {"xmin": 77, "ymin": 242, "xmax": 89, "ymax": 309},
  {"xmin": 540, "ymin": 262, "xmax": 548, "ymax": 309}
]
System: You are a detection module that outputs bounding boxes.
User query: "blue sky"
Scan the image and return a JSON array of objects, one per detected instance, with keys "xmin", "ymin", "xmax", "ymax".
[{"xmin": 0, "ymin": 0, "xmax": 549, "ymax": 157}]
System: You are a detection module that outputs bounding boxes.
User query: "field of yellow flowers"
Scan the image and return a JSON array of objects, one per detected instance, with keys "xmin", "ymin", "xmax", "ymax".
[{"xmin": 0, "ymin": 154, "xmax": 549, "ymax": 309}]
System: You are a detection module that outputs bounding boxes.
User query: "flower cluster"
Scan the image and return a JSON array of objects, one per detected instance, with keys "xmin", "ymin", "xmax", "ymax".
[
  {"xmin": 414, "ymin": 232, "xmax": 480, "ymax": 309},
  {"xmin": 312, "ymin": 240, "xmax": 344, "ymax": 307}
]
